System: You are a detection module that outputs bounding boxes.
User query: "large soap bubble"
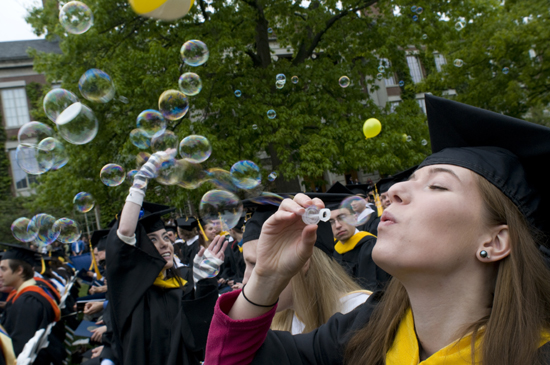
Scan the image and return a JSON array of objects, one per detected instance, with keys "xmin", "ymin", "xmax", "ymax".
[
  {"xmin": 156, "ymin": 158, "xmax": 184, "ymax": 186},
  {"xmin": 181, "ymin": 40, "xmax": 209, "ymax": 67},
  {"xmin": 206, "ymin": 168, "xmax": 238, "ymax": 192},
  {"xmin": 338, "ymin": 196, "xmax": 374, "ymax": 226},
  {"xmin": 158, "ymin": 90, "xmax": 189, "ymax": 120},
  {"xmin": 151, "ymin": 131, "xmax": 179, "ymax": 157},
  {"xmin": 178, "ymin": 72, "xmax": 202, "ymax": 96},
  {"xmin": 230, "ymin": 160, "xmax": 261, "ymax": 189},
  {"xmin": 11, "ymin": 217, "xmax": 38, "ymax": 243},
  {"xmin": 177, "ymin": 160, "xmax": 207, "ymax": 189},
  {"xmin": 38, "ymin": 137, "xmax": 69, "ymax": 170},
  {"xmin": 43, "ymin": 88, "xmax": 79, "ymax": 123},
  {"xmin": 15, "ymin": 144, "xmax": 53, "ymax": 175},
  {"xmin": 55, "ymin": 102, "xmax": 99, "ymax": 145},
  {"xmin": 29, "ymin": 214, "xmax": 60, "ymax": 246},
  {"xmin": 130, "ymin": 128, "xmax": 151, "ymax": 149},
  {"xmin": 136, "ymin": 110, "xmax": 166, "ymax": 138},
  {"xmin": 53, "ymin": 218, "xmax": 81, "ymax": 244},
  {"xmin": 179, "ymin": 135, "xmax": 211, "ymax": 163},
  {"xmin": 18, "ymin": 122, "xmax": 53, "ymax": 147},
  {"xmin": 59, "ymin": 1, "xmax": 94, "ymax": 35},
  {"xmin": 78, "ymin": 69, "xmax": 116, "ymax": 103},
  {"xmin": 73, "ymin": 192, "xmax": 95, "ymax": 213},
  {"xmin": 199, "ymin": 190, "xmax": 243, "ymax": 231},
  {"xmin": 100, "ymin": 164, "xmax": 125, "ymax": 186}
]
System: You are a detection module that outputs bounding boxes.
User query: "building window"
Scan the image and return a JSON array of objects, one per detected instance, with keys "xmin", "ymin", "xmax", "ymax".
[
  {"xmin": 417, "ymin": 98, "xmax": 426, "ymax": 114},
  {"xmin": 1, "ymin": 88, "xmax": 30, "ymax": 128},
  {"xmin": 388, "ymin": 101, "xmax": 400, "ymax": 113},
  {"xmin": 380, "ymin": 58, "xmax": 396, "ymax": 86},
  {"xmin": 434, "ymin": 54, "xmax": 447, "ymax": 72},
  {"xmin": 8, "ymin": 149, "xmax": 37, "ymax": 190},
  {"xmin": 406, "ymin": 55, "xmax": 423, "ymax": 83}
]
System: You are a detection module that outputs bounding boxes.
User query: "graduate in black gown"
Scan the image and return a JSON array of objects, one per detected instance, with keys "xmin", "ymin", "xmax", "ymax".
[
  {"xmin": 105, "ymin": 152, "xmax": 226, "ymax": 365},
  {"xmin": 205, "ymin": 95, "xmax": 550, "ymax": 365}
]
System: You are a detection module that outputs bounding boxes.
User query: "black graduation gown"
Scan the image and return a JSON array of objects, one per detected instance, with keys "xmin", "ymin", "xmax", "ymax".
[
  {"xmin": 220, "ymin": 242, "xmax": 245, "ymax": 283},
  {"xmin": 357, "ymin": 215, "xmax": 380, "ymax": 236},
  {"xmin": 105, "ymin": 222, "xmax": 218, "ymax": 365},
  {"xmin": 332, "ymin": 235, "xmax": 391, "ymax": 291},
  {"xmin": 1, "ymin": 289, "xmax": 65, "ymax": 364},
  {"xmin": 249, "ymin": 292, "xmax": 550, "ymax": 364}
]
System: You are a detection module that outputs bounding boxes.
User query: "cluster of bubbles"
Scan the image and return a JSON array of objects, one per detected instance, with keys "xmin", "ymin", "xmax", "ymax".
[
  {"xmin": 59, "ymin": 1, "xmax": 94, "ymax": 35},
  {"xmin": 410, "ymin": 5, "xmax": 422, "ymax": 21},
  {"xmin": 276, "ymin": 73, "xmax": 286, "ymax": 89},
  {"xmin": 11, "ymin": 214, "xmax": 81, "ymax": 245}
]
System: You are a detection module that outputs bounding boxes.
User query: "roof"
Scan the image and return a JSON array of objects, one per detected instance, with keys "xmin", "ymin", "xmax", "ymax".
[{"xmin": 0, "ymin": 39, "xmax": 61, "ymax": 62}]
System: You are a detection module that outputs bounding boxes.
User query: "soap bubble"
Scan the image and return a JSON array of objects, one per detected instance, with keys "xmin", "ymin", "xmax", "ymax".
[
  {"xmin": 55, "ymin": 102, "xmax": 99, "ymax": 145},
  {"xmin": 206, "ymin": 168, "xmax": 238, "ymax": 192},
  {"xmin": 37, "ymin": 137, "xmax": 68, "ymax": 171},
  {"xmin": 199, "ymin": 259, "xmax": 220, "ymax": 277},
  {"xmin": 421, "ymin": 139, "xmax": 428, "ymax": 146},
  {"xmin": 268, "ymin": 172, "xmax": 277, "ymax": 181},
  {"xmin": 235, "ymin": 90, "xmax": 242, "ymax": 97},
  {"xmin": 267, "ymin": 109, "xmax": 276, "ymax": 119},
  {"xmin": 127, "ymin": 169, "xmax": 138, "ymax": 180},
  {"xmin": 268, "ymin": 27, "xmax": 273, "ymax": 33},
  {"xmin": 416, "ymin": 7, "xmax": 423, "ymax": 14},
  {"xmin": 412, "ymin": 15, "xmax": 418, "ymax": 21},
  {"xmin": 29, "ymin": 214, "xmax": 60, "ymax": 246},
  {"xmin": 130, "ymin": 128, "xmax": 151, "ymax": 149},
  {"xmin": 15, "ymin": 144, "xmax": 52, "ymax": 175},
  {"xmin": 406, "ymin": 135, "xmax": 412, "ymax": 142},
  {"xmin": 78, "ymin": 69, "xmax": 115, "ymax": 103},
  {"xmin": 230, "ymin": 160, "xmax": 261, "ymax": 190},
  {"xmin": 136, "ymin": 110, "xmax": 166, "ymax": 138},
  {"xmin": 338, "ymin": 195, "xmax": 374, "ymax": 226},
  {"xmin": 179, "ymin": 135, "xmax": 212, "ymax": 163},
  {"xmin": 291, "ymin": 76, "xmax": 299, "ymax": 84},
  {"xmin": 276, "ymin": 80, "xmax": 285, "ymax": 89},
  {"xmin": 181, "ymin": 40, "xmax": 209, "ymax": 67},
  {"xmin": 136, "ymin": 152, "xmax": 151, "ymax": 169},
  {"xmin": 411, "ymin": 5, "xmax": 417, "ymax": 12},
  {"xmin": 53, "ymin": 218, "xmax": 81, "ymax": 243},
  {"xmin": 158, "ymin": 90, "xmax": 189, "ymax": 120},
  {"xmin": 454, "ymin": 59, "xmax": 463, "ymax": 67},
  {"xmin": 398, "ymin": 80, "xmax": 405, "ymax": 87},
  {"xmin": 59, "ymin": 1, "xmax": 94, "ymax": 35},
  {"xmin": 276, "ymin": 74, "xmax": 286, "ymax": 82},
  {"xmin": 18, "ymin": 122, "xmax": 53, "ymax": 147},
  {"xmin": 455, "ymin": 21, "xmax": 465, "ymax": 31},
  {"xmin": 100, "ymin": 164, "xmax": 125, "ymax": 186},
  {"xmin": 377, "ymin": 65, "xmax": 385, "ymax": 73},
  {"xmin": 177, "ymin": 160, "xmax": 207, "ymax": 189},
  {"xmin": 73, "ymin": 192, "xmax": 95, "ymax": 213},
  {"xmin": 43, "ymin": 89, "xmax": 79, "ymax": 123},
  {"xmin": 156, "ymin": 158, "xmax": 184, "ymax": 186},
  {"xmin": 252, "ymin": 124, "xmax": 258, "ymax": 130},
  {"xmin": 502, "ymin": 67, "xmax": 510, "ymax": 74},
  {"xmin": 178, "ymin": 72, "xmax": 202, "ymax": 96},
  {"xmin": 339, "ymin": 76, "xmax": 350, "ymax": 88},
  {"xmin": 376, "ymin": 73, "xmax": 383, "ymax": 80},
  {"xmin": 11, "ymin": 217, "xmax": 38, "ymax": 243},
  {"xmin": 200, "ymin": 190, "xmax": 243, "ymax": 230},
  {"xmin": 422, "ymin": 34, "xmax": 428, "ymax": 40},
  {"xmin": 248, "ymin": 192, "xmax": 292, "ymax": 206},
  {"xmin": 151, "ymin": 131, "xmax": 179, "ymax": 157}
]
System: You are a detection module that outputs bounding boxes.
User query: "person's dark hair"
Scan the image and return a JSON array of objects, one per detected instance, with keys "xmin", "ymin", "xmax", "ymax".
[
  {"xmin": 344, "ymin": 174, "xmax": 550, "ymax": 365},
  {"xmin": 165, "ymin": 266, "xmax": 186, "ymax": 289},
  {"xmin": 8, "ymin": 259, "xmax": 34, "ymax": 281}
]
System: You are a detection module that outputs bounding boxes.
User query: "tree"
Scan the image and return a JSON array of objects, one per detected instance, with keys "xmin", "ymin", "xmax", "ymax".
[{"xmin": 24, "ymin": 0, "xmax": 442, "ymax": 223}]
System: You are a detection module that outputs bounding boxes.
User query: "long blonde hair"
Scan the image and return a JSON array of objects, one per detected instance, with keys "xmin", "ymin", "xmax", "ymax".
[
  {"xmin": 271, "ymin": 247, "xmax": 366, "ymax": 334},
  {"xmin": 344, "ymin": 174, "xmax": 550, "ymax": 365}
]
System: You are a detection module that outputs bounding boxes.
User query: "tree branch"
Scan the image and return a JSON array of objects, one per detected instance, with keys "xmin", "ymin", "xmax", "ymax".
[{"xmin": 198, "ymin": 0, "xmax": 210, "ymax": 22}]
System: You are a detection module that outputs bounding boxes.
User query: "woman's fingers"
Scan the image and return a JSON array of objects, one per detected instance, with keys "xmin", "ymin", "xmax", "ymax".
[
  {"xmin": 217, "ymin": 239, "xmax": 229, "ymax": 259},
  {"xmin": 197, "ymin": 247, "xmax": 205, "ymax": 257}
]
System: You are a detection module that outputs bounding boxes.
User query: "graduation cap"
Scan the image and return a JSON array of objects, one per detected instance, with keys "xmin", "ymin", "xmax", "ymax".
[
  {"xmin": 375, "ymin": 166, "xmax": 417, "ymax": 194},
  {"xmin": 176, "ymin": 216, "xmax": 198, "ymax": 230},
  {"xmin": 91, "ymin": 229, "xmax": 110, "ymax": 251},
  {"xmin": 420, "ymin": 94, "xmax": 550, "ymax": 246},
  {"xmin": 165, "ymin": 219, "xmax": 177, "ymax": 233},
  {"xmin": 0, "ymin": 242, "xmax": 42, "ymax": 267},
  {"xmin": 326, "ymin": 181, "xmax": 355, "ymax": 195},
  {"xmin": 138, "ymin": 202, "xmax": 176, "ymax": 234}
]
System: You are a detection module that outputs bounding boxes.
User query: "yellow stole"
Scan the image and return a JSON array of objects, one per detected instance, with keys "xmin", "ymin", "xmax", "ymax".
[
  {"xmin": 153, "ymin": 272, "xmax": 187, "ymax": 289},
  {"xmin": 0, "ymin": 325, "xmax": 15, "ymax": 365},
  {"xmin": 386, "ymin": 308, "xmax": 550, "ymax": 364},
  {"xmin": 334, "ymin": 231, "xmax": 376, "ymax": 254}
]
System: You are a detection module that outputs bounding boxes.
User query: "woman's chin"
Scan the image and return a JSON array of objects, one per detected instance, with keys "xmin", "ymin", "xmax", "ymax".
[{"xmin": 164, "ymin": 261, "xmax": 174, "ymax": 270}]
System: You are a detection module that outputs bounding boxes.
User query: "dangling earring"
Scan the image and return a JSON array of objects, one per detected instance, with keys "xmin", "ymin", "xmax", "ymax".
[{"xmin": 480, "ymin": 250, "xmax": 489, "ymax": 259}]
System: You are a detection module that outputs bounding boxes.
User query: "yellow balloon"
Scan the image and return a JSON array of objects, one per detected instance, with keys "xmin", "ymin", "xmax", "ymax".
[
  {"xmin": 363, "ymin": 118, "xmax": 382, "ymax": 139},
  {"xmin": 129, "ymin": 0, "xmax": 194, "ymax": 21}
]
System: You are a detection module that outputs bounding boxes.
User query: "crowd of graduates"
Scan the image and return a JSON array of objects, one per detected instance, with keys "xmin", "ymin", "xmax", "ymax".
[{"xmin": 2, "ymin": 95, "xmax": 550, "ymax": 364}]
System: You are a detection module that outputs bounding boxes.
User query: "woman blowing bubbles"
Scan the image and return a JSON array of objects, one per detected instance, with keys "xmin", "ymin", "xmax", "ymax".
[{"xmin": 205, "ymin": 95, "xmax": 550, "ymax": 365}]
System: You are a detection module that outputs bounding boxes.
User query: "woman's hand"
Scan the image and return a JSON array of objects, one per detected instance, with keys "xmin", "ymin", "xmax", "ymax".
[
  {"xmin": 193, "ymin": 235, "xmax": 229, "ymax": 286},
  {"xmin": 198, "ymin": 234, "xmax": 228, "ymax": 260},
  {"xmin": 91, "ymin": 325, "xmax": 107, "ymax": 343},
  {"xmin": 84, "ymin": 301, "xmax": 104, "ymax": 315}
]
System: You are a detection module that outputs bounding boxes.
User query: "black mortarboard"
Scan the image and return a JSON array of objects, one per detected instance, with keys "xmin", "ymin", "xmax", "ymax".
[
  {"xmin": 138, "ymin": 202, "xmax": 176, "ymax": 234},
  {"xmin": 420, "ymin": 94, "xmax": 550, "ymax": 246},
  {"xmin": 91, "ymin": 229, "xmax": 110, "ymax": 251},
  {"xmin": 0, "ymin": 242, "xmax": 42, "ymax": 267},
  {"xmin": 176, "ymin": 216, "xmax": 198, "ymax": 230},
  {"xmin": 165, "ymin": 219, "xmax": 177, "ymax": 233},
  {"xmin": 326, "ymin": 181, "xmax": 355, "ymax": 195},
  {"xmin": 375, "ymin": 166, "xmax": 417, "ymax": 194}
]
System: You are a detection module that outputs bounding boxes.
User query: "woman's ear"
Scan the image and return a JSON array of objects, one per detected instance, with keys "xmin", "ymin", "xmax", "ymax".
[{"xmin": 478, "ymin": 225, "xmax": 511, "ymax": 262}]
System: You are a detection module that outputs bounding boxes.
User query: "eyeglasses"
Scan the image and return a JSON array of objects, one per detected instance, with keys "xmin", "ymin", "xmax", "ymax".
[{"xmin": 328, "ymin": 214, "xmax": 351, "ymax": 226}]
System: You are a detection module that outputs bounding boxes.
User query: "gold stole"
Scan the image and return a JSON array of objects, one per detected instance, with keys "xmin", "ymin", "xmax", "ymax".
[
  {"xmin": 386, "ymin": 308, "xmax": 550, "ymax": 364},
  {"xmin": 334, "ymin": 231, "xmax": 376, "ymax": 254},
  {"xmin": 153, "ymin": 272, "xmax": 187, "ymax": 289}
]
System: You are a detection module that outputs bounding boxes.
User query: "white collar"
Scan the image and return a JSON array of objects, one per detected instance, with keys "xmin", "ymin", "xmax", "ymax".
[{"xmin": 186, "ymin": 235, "xmax": 199, "ymax": 246}]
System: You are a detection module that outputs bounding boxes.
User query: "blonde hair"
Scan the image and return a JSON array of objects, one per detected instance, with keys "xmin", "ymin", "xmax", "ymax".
[
  {"xmin": 271, "ymin": 247, "xmax": 366, "ymax": 334},
  {"xmin": 344, "ymin": 174, "xmax": 550, "ymax": 365}
]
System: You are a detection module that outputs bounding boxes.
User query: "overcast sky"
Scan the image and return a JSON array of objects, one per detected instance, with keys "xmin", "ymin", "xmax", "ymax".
[{"xmin": 1, "ymin": 0, "xmax": 44, "ymax": 42}]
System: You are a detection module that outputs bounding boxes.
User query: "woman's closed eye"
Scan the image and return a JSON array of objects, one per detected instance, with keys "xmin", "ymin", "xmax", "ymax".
[{"xmin": 429, "ymin": 184, "xmax": 447, "ymax": 191}]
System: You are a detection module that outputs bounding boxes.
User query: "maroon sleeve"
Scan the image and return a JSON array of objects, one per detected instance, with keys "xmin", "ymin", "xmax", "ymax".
[{"xmin": 204, "ymin": 289, "xmax": 278, "ymax": 365}]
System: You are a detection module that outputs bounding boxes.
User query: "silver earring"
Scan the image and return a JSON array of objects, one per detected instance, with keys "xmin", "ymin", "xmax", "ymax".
[{"xmin": 480, "ymin": 250, "xmax": 489, "ymax": 259}]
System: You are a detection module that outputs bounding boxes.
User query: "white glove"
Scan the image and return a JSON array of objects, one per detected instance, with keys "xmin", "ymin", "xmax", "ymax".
[
  {"xmin": 125, "ymin": 151, "xmax": 169, "ymax": 206},
  {"xmin": 192, "ymin": 249, "xmax": 224, "ymax": 288}
]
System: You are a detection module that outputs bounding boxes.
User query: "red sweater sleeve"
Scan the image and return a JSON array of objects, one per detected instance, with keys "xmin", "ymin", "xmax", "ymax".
[{"xmin": 204, "ymin": 289, "xmax": 278, "ymax": 365}]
